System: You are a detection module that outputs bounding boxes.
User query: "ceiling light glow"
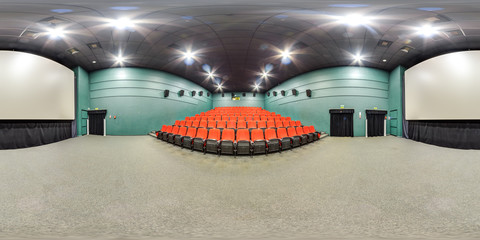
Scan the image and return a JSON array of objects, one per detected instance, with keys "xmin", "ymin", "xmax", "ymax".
[
  {"xmin": 111, "ymin": 18, "xmax": 134, "ymax": 30},
  {"xmin": 48, "ymin": 28, "xmax": 64, "ymax": 39},
  {"xmin": 183, "ymin": 50, "xmax": 196, "ymax": 65},
  {"xmin": 418, "ymin": 25, "xmax": 438, "ymax": 37},
  {"xmin": 340, "ymin": 14, "xmax": 370, "ymax": 26},
  {"xmin": 115, "ymin": 55, "xmax": 125, "ymax": 64}
]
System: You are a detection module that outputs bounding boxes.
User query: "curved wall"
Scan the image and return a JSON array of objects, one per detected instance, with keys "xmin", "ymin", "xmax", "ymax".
[
  {"xmin": 265, "ymin": 66, "xmax": 390, "ymax": 137},
  {"xmin": 88, "ymin": 68, "xmax": 212, "ymax": 135},
  {"xmin": 212, "ymin": 92, "xmax": 265, "ymax": 108}
]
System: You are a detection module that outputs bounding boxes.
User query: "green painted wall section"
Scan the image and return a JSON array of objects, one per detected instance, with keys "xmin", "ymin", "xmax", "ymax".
[
  {"xmin": 213, "ymin": 92, "xmax": 265, "ymax": 108},
  {"xmin": 264, "ymin": 66, "xmax": 390, "ymax": 137},
  {"xmin": 388, "ymin": 66, "xmax": 405, "ymax": 137},
  {"xmin": 89, "ymin": 68, "xmax": 213, "ymax": 135},
  {"xmin": 73, "ymin": 66, "xmax": 90, "ymax": 136}
]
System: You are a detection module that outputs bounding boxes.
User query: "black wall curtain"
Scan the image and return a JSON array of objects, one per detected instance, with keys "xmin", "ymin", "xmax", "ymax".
[
  {"xmin": 408, "ymin": 120, "xmax": 480, "ymax": 149},
  {"xmin": 88, "ymin": 110, "xmax": 106, "ymax": 135},
  {"xmin": 330, "ymin": 109, "xmax": 354, "ymax": 137},
  {"xmin": 0, "ymin": 120, "xmax": 72, "ymax": 149},
  {"xmin": 366, "ymin": 110, "xmax": 387, "ymax": 137}
]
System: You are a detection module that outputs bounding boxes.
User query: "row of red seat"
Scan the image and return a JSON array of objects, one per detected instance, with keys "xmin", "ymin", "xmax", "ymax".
[
  {"xmin": 156, "ymin": 126, "xmax": 320, "ymax": 156},
  {"xmin": 185, "ymin": 116, "xmax": 291, "ymax": 121},
  {"xmin": 174, "ymin": 120, "xmax": 302, "ymax": 129}
]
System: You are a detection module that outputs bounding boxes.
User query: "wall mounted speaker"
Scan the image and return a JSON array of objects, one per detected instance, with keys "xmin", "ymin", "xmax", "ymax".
[
  {"xmin": 222, "ymin": 93, "xmax": 225, "ymax": 97},
  {"xmin": 199, "ymin": 91, "xmax": 203, "ymax": 96},
  {"xmin": 306, "ymin": 89, "xmax": 312, "ymax": 97},
  {"xmin": 253, "ymin": 92, "xmax": 256, "ymax": 97},
  {"xmin": 231, "ymin": 93, "xmax": 235, "ymax": 98},
  {"xmin": 207, "ymin": 92, "xmax": 210, "ymax": 97},
  {"xmin": 192, "ymin": 91, "xmax": 196, "ymax": 97},
  {"xmin": 267, "ymin": 92, "xmax": 270, "ymax": 96},
  {"xmin": 281, "ymin": 90, "xmax": 286, "ymax": 96},
  {"xmin": 273, "ymin": 91, "xmax": 277, "ymax": 96},
  {"xmin": 179, "ymin": 90, "xmax": 184, "ymax": 96},
  {"xmin": 164, "ymin": 89, "xmax": 169, "ymax": 98},
  {"xmin": 292, "ymin": 89, "xmax": 297, "ymax": 96},
  {"xmin": 242, "ymin": 92, "xmax": 246, "ymax": 97}
]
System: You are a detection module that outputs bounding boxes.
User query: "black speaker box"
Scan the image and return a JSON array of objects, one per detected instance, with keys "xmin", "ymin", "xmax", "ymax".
[
  {"xmin": 281, "ymin": 90, "xmax": 285, "ymax": 96},
  {"xmin": 207, "ymin": 92, "xmax": 210, "ymax": 97},
  {"xmin": 222, "ymin": 93, "xmax": 225, "ymax": 97},
  {"xmin": 192, "ymin": 91, "xmax": 196, "ymax": 97},
  {"xmin": 231, "ymin": 93, "xmax": 235, "ymax": 98},
  {"xmin": 306, "ymin": 89, "xmax": 312, "ymax": 97},
  {"xmin": 164, "ymin": 89, "xmax": 169, "ymax": 98},
  {"xmin": 199, "ymin": 91, "xmax": 203, "ymax": 96},
  {"xmin": 267, "ymin": 92, "xmax": 270, "ymax": 96},
  {"xmin": 273, "ymin": 91, "xmax": 277, "ymax": 96},
  {"xmin": 253, "ymin": 92, "xmax": 256, "ymax": 97},
  {"xmin": 292, "ymin": 89, "xmax": 297, "ymax": 96},
  {"xmin": 242, "ymin": 92, "xmax": 246, "ymax": 97},
  {"xmin": 179, "ymin": 90, "xmax": 184, "ymax": 96}
]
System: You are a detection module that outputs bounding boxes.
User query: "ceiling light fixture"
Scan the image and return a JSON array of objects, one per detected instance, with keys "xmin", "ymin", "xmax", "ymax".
[
  {"xmin": 111, "ymin": 18, "xmax": 134, "ymax": 30},
  {"xmin": 340, "ymin": 14, "xmax": 370, "ymax": 26},
  {"xmin": 418, "ymin": 25, "xmax": 438, "ymax": 37},
  {"xmin": 280, "ymin": 50, "xmax": 292, "ymax": 65},
  {"xmin": 353, "ymin": 54, "xmax": 363, "ymax": 62},
  {"xmin": 48, "ymin": 27, "xmax": 65, "ymax": 39},
  {"xmin": 115, "ymin": 54, "xmax": 125, "ymax": 64}
]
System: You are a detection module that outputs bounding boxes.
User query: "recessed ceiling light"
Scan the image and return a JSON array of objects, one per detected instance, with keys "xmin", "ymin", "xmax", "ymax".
[
  {"xmin": 382, "ymin": 59, "xmax": 387, "ymax": 62},
  {"xmin": 20, "ymin": 30, "xmax": 40, "ymax": 39},
  {"xmin": 400, "ymin": 46, "xmax": 413, "ymax": 53},
  {"xmin": 92, "ymin": 60, "xmax": 97, "ymax": 64},
  {"xmin": 48, "ymin": 28, "xmax": 64, "ymax": 39},
  {"xmin": 111, "ymin": 18, "xmax": 134, "ymax": 30},
  {"xmin": 110, "ymin": 6, "xmax": 139, "ymax": 11},
  {"xmin": 418, "ymin": 25, "xmax": 438, "ymax": 37},
  {"xmin": 66, "ymin": 47, "xmax": 79, "ymax": 55},
  {"xmin": 340, "ymin": 14, "xmax": 370, "ymax": 26},
  {"xmin": 50, "ymin": 9, "xmax": 73, "ymax": 13},
  {"xmin": 115, "ymin": 55, "xmax": 125, "ymax": 64},
  {"xmin": 87, "ymin": 42, "xmax": 102, "ymax": 49},
  {"xmin": 377, "ymin": 40, "xmax": 393, "ymax": 47},
  {"xmin": 417, "ymin": 7, "xmax": 444, "ymax": 11},
  {"xmin": 183, "ymin": 50, "xmax": 196, "ymax": 65},
  {"xmin": 353, "ymin": 54, "xmax": 363, "ymax": 62},
  {"xmin": 280, "ymin": 50, "xmax": 292, "ymax": 65}
]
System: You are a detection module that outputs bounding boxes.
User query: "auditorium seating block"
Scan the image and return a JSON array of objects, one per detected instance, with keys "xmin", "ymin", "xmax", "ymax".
[{"xmin": 154, "ymin": 107, "xmax": 322, "ymax": 156}]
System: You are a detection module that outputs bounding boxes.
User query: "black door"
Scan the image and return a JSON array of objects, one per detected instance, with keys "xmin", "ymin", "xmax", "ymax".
[
  {"xmin": 329, "ymin": 109, "xmax": 354, "ymax": 137},
  {"xmin": 87, "ymin": 110, "xmax": 106, "ymax": 135},
  {"xmin": 366, "ymin": 110, "xmax": 387, "ymax": 137}
]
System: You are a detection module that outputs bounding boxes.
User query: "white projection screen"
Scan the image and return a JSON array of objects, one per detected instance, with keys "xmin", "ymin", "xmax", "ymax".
[
  {"xmin": 0, "ymin": 51, "xmax": 74, "ymax": 120},
  {"xmin": 405, "ymin": 51, "xmax": 480, "ymax": 120}
]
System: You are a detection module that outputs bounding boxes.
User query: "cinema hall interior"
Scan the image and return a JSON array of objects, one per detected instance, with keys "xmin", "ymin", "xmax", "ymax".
[{"xmin": 1, "ymin": 0, "xmax": 480, "ymax": 239}]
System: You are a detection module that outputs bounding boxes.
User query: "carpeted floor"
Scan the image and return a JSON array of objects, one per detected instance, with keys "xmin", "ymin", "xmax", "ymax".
[{"xmin": 0, "ymin": 135, "xmax": 480, "ymax": 240}]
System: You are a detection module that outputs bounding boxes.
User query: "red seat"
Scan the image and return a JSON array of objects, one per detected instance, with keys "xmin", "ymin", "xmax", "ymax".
[
  {"xmin": 251, "ymin": 128, "xmax": 267, "ymax": 154},
  {"xmin": 185, "ymin": 116, "xmax": 191, "ymax": 121},
  {"xmin": 205, "ymin": 128, "xmax": 221, "ymax": 153},
  {"xmin": 199, "ymin": 120, "xmax": 208, "ymax": 128},
  {"xmin": 296, "ymin": 126, "xmax": 308, "ymax": 144},
  {"xmin": 295, "ymin": 120, "xmax": 302, "ymax": 127},
  {"xmin": 193, "ymin": 128, "xmax": 208, "ymax": 152},
  {"xmin": 179, "ymin": 120, "xmax": 186, "ymax": 126},
  {"xmin": 192, "ymin": 120, "xmax": 200, "ymax": 128},
  {"xmin": 219, "ymin": 128, "xmax": 236, "ymax": 155},
  {"xmin": 266, "ymin": 121, "xmax": 275, "ymax": 128},
  {"xmin": 265, "ymin": 128, "xmax": 280, "ymax": 152},
  {"xmin": 275, "ymin": 121, "xmax": 283, "ymax": 128},
  {"xmin": 237, "ymin": 120, "xmax": 247, "ymax": 128},
  {"xmin": 258, "ymin": 121, "xmax": 267, "ymax": 128},
  {"xmin": 289, "ymin": 121, "xmax": 296, "ymax": 127},
  {"xmin": 182, "ymin": 127, "xmax": 197, "ymax": 149},
  {"xmin": 174, "ymin": 120, "xmax": 180, "ymax": 126},
  {"xmin": 247, "ymin": 121, "xmax": 257, "ymax": 129},
  {"xmin": 260, "ymin": 116, "xmax": 268, "ymax": 121},
  {"xmin": 287, "ymin": 127, "xmax": 301, "ymax": 147},
  {"xmin": 167, "ymin": 125, "xmax": 180, "ymax": 143},
  {"xmin": 217, "ymin": 121, "xmax": 226, "ymax": 128},
  {"xmin": 227, "ymin": 121, "xmax": 236, "ymax": 129},
  {"xmin": 174, "ymin": 126, "xmax": 188, "ymax": 146},
  {"xmin": 236, "ymin": 128, "xmax": 251, "ymax": 155},
  {"xmin": 207, "ymin": 121, "xmax": 216, "ymax": 128},
  {"xmin": 156, "ymin": 125, "xmax": 168, "ymax": 139}
]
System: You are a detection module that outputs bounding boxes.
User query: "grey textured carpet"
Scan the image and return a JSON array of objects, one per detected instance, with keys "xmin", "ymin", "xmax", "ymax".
[{"xmin": 0, "ymin": 135, "xmax": 480, "ymax": 240}]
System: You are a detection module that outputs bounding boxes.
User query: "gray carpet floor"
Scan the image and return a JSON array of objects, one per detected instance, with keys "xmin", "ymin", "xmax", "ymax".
[{"xmin": 0, "ymin": 135, "xmax": 480, "ymax": 240}]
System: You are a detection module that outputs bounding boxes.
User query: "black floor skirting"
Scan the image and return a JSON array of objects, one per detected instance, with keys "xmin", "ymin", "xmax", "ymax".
[
  {"xmin": 408, "ymin": 120, "xmax": 480, "ymax": 149},
  {"xmin": 0, "ymin": 120, "xmax": 72, "ymax": 150}
]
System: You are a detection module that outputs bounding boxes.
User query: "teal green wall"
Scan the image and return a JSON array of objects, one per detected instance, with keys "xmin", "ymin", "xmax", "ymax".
[
  {"xmin": 264, "ymin": 66, "xmax": 390, "ymax": 137},
  {"xmin": 89, "ymin": 68, "xmax": 213, "ymax": 135},
  {"xmin": 213, "ymin": 92, "xmax": 265, "ymax": 108},
  {"xmin": 388, "ymin": 66, "xmax": 405, "ymax": 137},
  {"xmin": 73, "ymin": 66, "xmax": 90, "ymax": 136}
]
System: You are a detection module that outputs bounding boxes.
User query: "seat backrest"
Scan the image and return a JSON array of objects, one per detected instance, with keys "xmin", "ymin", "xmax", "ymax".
[
  {"xmin": 222, "ymin": 115, "xmax": 229, "ymax": 121},
  {"xmin": 195, "ymin": 128, "xmax": 208, "ymax": 139},
  {"xmin": 283, "ymin": 120, "xmax": 290, "ymax": 127},
  {"xmin": 192, "ymin": 120, "xmax": 200, "ymax": 128},
  {"xmin": 309, "ymin": 126, "xmax": 316, "ymax": 133},
  {"xmin": 215, "ymin": 116, "xmax": 222, "ymax": 121},
  {"xmin": 227, "ymin": 121, "xmax": 236, "ymax": 129},
  {"xmin": 195, "ymin": 116, "xmax": 201, "ymax": 121},
  {"xmin": 260, "ymin": 116, "xmax": 268, "ymax": 121},
  {"xmin": 237, "ymin": 120, "xmax": 247, "ymax": 128},
  {"xmin": 178, "ymin": 126, "xmax": 187, "ymax": 136},
  {"xmin": 286, "ymin": 117, "xmax": 291, "ymax": 121},
  {"xmin": 251, "ymin": 128, "xmax": 265, "ymax": 141},
  {"xmin": 247, "ymin": 121, "xmax": 257, "ymax": 129},
  {"xmin": 160, "ymin": 125, "xmax": 167, "ymax": 132},
  {"xmin": 179, "ymin": 120, "xmax": 186, "ymax": 126},
  {"xmin": 199, "ymin": 120, "xmax": 208, "ymax": 128},
  {"xmin": 245, "ymin": 116, "xmax": 253, "ymax": 121},
  {"xmin": 303, "ymin": 126, "xmax": 312, "ymax": 134},
  {"xmin": 208, "ymin": 128, "xmax": 221, "ymax": 140},
  {"xmin": 296, "ymin": 120, "xmax": 302, "ymax": 126},
  {"xmin": 171, "ymin": 125, "xmax": 180, "ymax": 134},
  {"xmin": 253, "ymin": 116, "xmax": 260, "ymax": 121},
  {"xmin": 280, "ymin": 117, "xmax": 286, "ymax": 122},
  {"xmin": 265, "ymin": 128, "xmax": 277, "ymax": 140},
  {"xmin": 236, "ymin": 128, "xmax": 250, "ymax": 141},
  {"xmin": 296, "ymin": 126, "xmax": 305, "ymax": 135},
  {"xmin": 267, "ymin": 121, "xmax": 275, "ymax": 128},
  {"xmin": 185, "ymin": 120, "xmax": 192, "ymax": 127},
  {"xmin": 217, "ymin": 121, "xmax": 226, "ymax": 128},
  {"xmin": 185, "ymin": 116, "xmax": 191, "ymax": 121},
  {"xmin": 258, "ymin": 121, "xmax": 267, "ymax": 128},
  {"xmin": 207, "ymin": 121, "xmax": 216, "ymax": 128},
  {"xmin": 174, "ymin": 120, "xmax": 180, "ymax": 126},
  {"xmin": 221, "ymin": 128, "xmax": 235, "ymax": 141},
  {"xmin": 287, "ymin": 127, "xmax": 297, "ymax": 137},
  {"xmin": 275, "ymin": 121, "xmax": 283, "ymax": 128},
  {"xmin": 186, "ymin": 127, "xmax": 197, "ymax": 138},
  {"xmin": 208, "ymin": 116, "xmax": 215, "ymax": 122},
  {"xmin": 290, "ymin": 121, "xmax": 296, "ymax": 127}
]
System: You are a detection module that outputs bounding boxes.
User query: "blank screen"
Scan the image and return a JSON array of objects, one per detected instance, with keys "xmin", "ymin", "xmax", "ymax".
[
  {"xmin": 0, "ymin": 51, "xmax": 74, "ymax": 120},
  {"xmin": 405, "ymin": 51, "xmax": 480, "ymax": 120}
]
